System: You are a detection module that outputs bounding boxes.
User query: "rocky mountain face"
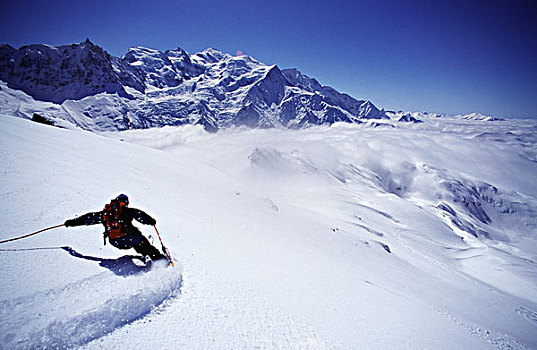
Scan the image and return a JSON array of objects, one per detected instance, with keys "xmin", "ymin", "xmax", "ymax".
[
  {"xmin": 0, "ymin": 40, "xmax": 388, "ymax": 131},
  {"xmin": 0, "ymin": 39, "xmax": 145, "ymax": 104}
]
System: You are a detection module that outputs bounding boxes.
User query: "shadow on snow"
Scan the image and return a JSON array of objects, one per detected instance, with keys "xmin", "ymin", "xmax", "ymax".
[{"xmin": 61, "ymin": 246, "xmax": 148, "ymax": 276}]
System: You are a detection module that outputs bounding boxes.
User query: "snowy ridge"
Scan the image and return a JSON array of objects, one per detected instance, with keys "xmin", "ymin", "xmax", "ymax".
[
  {"xmin": 454, "ymin": 112, "xmax": 504, "ymax": 121},
  {"xmin": 386, "ymin": 110, "xmax": 505, "ymax": 122}
]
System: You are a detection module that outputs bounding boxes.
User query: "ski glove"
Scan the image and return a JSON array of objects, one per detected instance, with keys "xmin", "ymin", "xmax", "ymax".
[{"xmin": 64, "ymin": 219, "xmax": 77, "ymax": 227}]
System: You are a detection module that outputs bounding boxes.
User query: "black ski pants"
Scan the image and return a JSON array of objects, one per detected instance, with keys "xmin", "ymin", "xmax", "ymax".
[{"xmin": 133, "ymin": 235, "xmax": 166, "ymax": 260}]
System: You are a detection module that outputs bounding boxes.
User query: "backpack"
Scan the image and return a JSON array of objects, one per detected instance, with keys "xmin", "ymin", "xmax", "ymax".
[{"xmin": 102, "ymin": 199, "xmax": 127, "ymax": 243}]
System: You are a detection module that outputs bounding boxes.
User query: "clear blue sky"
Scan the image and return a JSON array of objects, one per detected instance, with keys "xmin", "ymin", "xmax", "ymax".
[{"xmin": 1, "ymin": 0, "xmax": 536, "ymax": 118}]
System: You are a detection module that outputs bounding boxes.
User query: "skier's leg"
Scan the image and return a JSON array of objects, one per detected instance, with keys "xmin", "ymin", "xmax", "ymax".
[{"xmin": 133, "ymin": 235, "xmax": 166, "ymax": 260}]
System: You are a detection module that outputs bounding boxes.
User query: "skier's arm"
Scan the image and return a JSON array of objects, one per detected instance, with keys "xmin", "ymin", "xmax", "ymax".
[
  {"xmin": 129, "ymin": 208, "xmax": 157, "ymax": 226},
  {"xmin": 64, "ymin": 211, "xmax": 103, "ymax": 227}
]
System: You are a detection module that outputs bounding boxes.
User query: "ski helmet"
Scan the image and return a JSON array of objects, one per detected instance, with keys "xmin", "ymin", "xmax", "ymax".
[{"xmin": 115, "ymin": 194, "xmax": 129, "ymax": 205}]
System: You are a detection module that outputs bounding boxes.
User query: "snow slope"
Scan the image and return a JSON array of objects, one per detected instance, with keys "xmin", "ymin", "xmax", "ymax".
[{"xmin": 1, "ymin": 114, "xmax": 537, "ymax": 349}]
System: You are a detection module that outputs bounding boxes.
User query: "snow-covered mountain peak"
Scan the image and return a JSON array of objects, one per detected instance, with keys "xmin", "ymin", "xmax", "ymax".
[
  {"xmin": 0, "ymin": 39, "xmax": 145, "ymax": 104},
  {"xmin": 123, "ymin": 46, "xmax": 187, "ymax": 89},
  {"xmin": 192, "ymin": 48, "xmax": 232, "ymax": 65},
  {"xmin": 0, "ymin": 40, "xmax": 429, "ymax": 131},
  {"xmin": 164, "ymin": 47, "xmax": 189, "ymax": 57},
  {"xmin": 455, "ymin": 112, "xmax": 504, "ymax": 121}
]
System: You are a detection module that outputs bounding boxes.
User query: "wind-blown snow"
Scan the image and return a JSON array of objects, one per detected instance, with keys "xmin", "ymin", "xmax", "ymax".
[{"xmin": 1, "ymin": 113, "xmax": 537, "ymax": 349}]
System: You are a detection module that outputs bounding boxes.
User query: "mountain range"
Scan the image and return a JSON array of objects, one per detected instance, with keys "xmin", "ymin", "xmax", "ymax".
[{"xmin": 0, "ymin": 39, "xmax": 391, "ymax": 131}]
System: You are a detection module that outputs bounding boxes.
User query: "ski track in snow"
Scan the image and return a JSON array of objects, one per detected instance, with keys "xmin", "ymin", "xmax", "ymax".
[
  {"xmin": 437, "ymin": 308, "xmax": 528, "ymax": 350},
  {"xmin": 0, "ymin": 260, "xmax": 182, "ymax": 349},
  {"xmin": 516, "ymin": 306, "xmax": 537, "ymax": 327}
]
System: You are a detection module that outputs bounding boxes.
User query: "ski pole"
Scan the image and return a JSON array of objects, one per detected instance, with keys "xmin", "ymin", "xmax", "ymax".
[
  {"xmin": 153, "ymin": 225, "xmax": 174, "ymax": 266},
  {"xmin": 0, "ymin": 224, "xmax": 64, "ymax": 245}
]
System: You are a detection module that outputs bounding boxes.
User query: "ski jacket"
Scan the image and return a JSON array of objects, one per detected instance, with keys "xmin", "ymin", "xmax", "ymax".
[{"xmin": 65, "ymin": 207, "xmax": 156, "ymax": 240}]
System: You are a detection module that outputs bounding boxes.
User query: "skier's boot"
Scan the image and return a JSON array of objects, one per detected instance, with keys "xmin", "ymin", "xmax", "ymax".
[{"xmin": 143, "ymin": 255, "xmax": 153, "ymax": 271}]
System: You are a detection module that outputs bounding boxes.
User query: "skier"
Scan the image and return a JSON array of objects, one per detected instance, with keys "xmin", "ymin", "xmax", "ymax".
[{"xmin": 64, "ymin": 194, "xmax": 166, "ymax": 262}]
